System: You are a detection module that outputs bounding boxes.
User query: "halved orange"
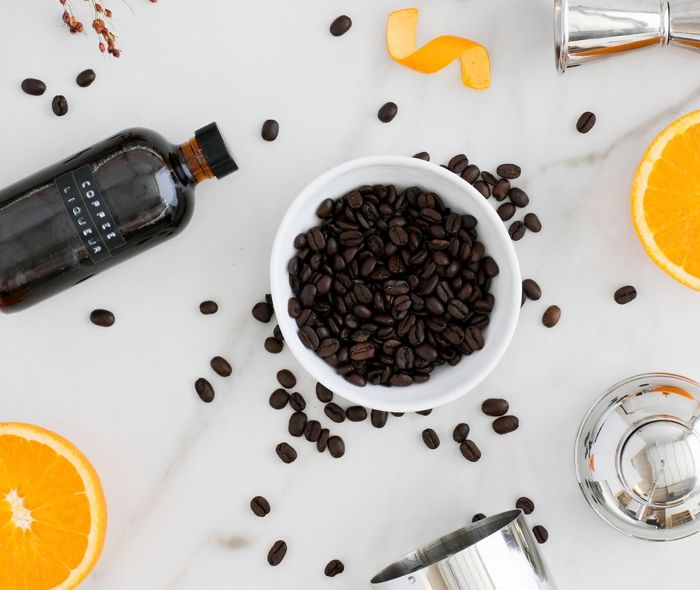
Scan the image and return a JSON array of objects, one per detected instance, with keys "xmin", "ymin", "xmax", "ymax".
[
  {"xmin": 0, "ymin": 423, "xmax": 107, "ymax": 590},
  {"xmin": 632, "ymin": 109, "xmax": 700, "ymax": 290}
]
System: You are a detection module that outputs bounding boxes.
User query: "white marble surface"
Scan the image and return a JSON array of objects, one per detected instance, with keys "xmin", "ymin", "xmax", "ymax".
[{"xmin": 2, "ymin": 0, "xmax": 700, "ymax": 588}]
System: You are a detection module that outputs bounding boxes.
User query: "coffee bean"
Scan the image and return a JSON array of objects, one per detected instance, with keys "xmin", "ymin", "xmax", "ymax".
[
  {"xmin": 317, "ymin": 429, "xmax": 330, "ymax": 452},
  {"xmin": 347, "ymin": 406, "xmax": 368, "ymax": 422},
  {"xmin": 200, "ymin": 300, "xmax": 218, "ymax": 315},
  {"xmin": 316, "ymin": 382, "xmax": 334, "ymax": 403},
  {"xmin": 481, "ymin": 171, "xmax": 497, "ymax": 185},
  {"xmin": 482, "ymin": 398, "xmax": 509, "ymax": 417},
  {"xmin": 52, "ymin": 95, "xmax": 68, "ymax": 116},
  {"xmin": 277, "ymin": 369, "xmax": 296, "ymax": 389},
  {"xmin": 422, "ymin": 428, "xmax": 440, "ymax": 449},
  {"xmin": 461, "ymin": 165, "xmax": 480, "ymax": 184},
  {"xmin": 524, "ymin": 212, "xmax": 542, "ymax": 232},
  {"xmin": 290, "ymin": 392, "xmax": 306, "ymax": 411},
  {"xmin": 493, "ymin": 415, "xmax": 519, "ymax": 434},
  {"xmin": 268, "ymin": 540, "xmax": 288, "ymax": 566},
  {"xmin": 21, "ymin": 78, "xmax": 46, "ymax": 96},
  {"xmin": 472, "ymin": 513, "xmax": 487, "ymax": 522},
  {"xmin": 576, "ymin": 111, "xmax": 596, "ymax": 133},
  {"xmin": 330, "ymin": 15, "xmax": 352, "ymax": 36},
  {"xmin": 324, "ymin": 402, "xmax": 346, "ymax": 423},
  {"xmin": 542, "ymin": 305, "xmax": 561, "ymax": 328},
  {"xmin": 275, "ymin": 442, "xmax": 297, "ymax": 464},
  {"xmin": 509, "ymin": 188, "xmax": 529, "ymax": 208},
  {"xmin": 76, "ymin": 69, "xmax": 96, "ymax": 88},
  {"xmin": 474, "ymin": 181, "xmax": 491, "ymax": 198},
  {"xmin": 195, "ymin": 378, "xmax": 215, "ymax": 403},
  {"xmin": 371, "ymin": 409, "xmax": 388, "ymax": 428},
  {"xmin": 614, "ymin": 285, "xmax": 637, "ymax": 305},
  {"xmin": 497, "ymin": 202, "xmax": 516, "ymax": 221},
  {"xmin": 522, "ymin": 279, "xmax": 541, "ymax": 301},
  {"xmin": 250, "ymin": 496, "xmax": 271, "ymax": 517},
  {"xmin": 252, "ymin": 301, "xmax": 273, "ymax": 323},
  {"xmin": 413, "ymin": 151, "xmax": 430, "ymax": 161},
  {"xmin": 269, "ymin": 388, "xmax": 289, "ymax": 410},
  {"xmin": 265, "ymin": 337, "xmax": 284, "ymax": 353},
  {"xmin": 416, "ymin": 409, "xmax": 432, "ymax": 416},
  {"xmin": 516, "ymin": 496, "xmax": 535, "ymax": 514},
  {"xmin": 262, "ymin": 119, "xmax": 279, "ymax": 141},
  {"xmin": 90, "ymin": 309, "xmax": 115, "ymax": 327},
  {"xmin": 378, "ymin": 102, "xmax": 398, "ymax": 123},
  {"xmin": 318, "ymin": 338, "xmax": 340, "ymax": 358},
  {"xmin": 532, "ymin": 525, "xmax": 549, "ymax": 544},
  {"xmin": 325, "ymin": 559, "xmax": 345, "ymax": 577},
  {"xmin": 210, "ymin": 356, "xmax": 232, "ymax": 377},
  {"xmin": 328, "ymin": 435, "xmax": 345, "ymax": 458},
  {"xmin": 304, "ymin": 420, "xmax": 322, "ymax": 442},
  {"xmin": 492, "ymin": 179, "xmax": 510, "ymax": 201},
  {"xmin": 453, "ymin": 423, "xmax": 470, "ymax": 442},
  {"xmin": 509, "ymin": 221, "xmax": 526, "ymax": 241},
  {"xmin": 460, "ymin": 440, "xmax": 481, "ymax": 462},
  {"xmin": 497, "ymin": 163, "xmax": 521, "ymax": 179},
  {"xmin": 288, "ymin": 412, "xmax": 307, "ymax": 437}
]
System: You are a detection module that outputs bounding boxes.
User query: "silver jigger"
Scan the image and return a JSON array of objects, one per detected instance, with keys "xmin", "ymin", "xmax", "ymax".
[
  {"xmin": 556, "ymin": 0, "xmax": 700, "ymax": 72},
  {"xmin": 370, "ymin": 510, "xmax": 557, "ymax": 590}
]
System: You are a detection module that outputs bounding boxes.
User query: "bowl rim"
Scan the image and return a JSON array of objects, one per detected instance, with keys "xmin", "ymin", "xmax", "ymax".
[{"xmin": 269, "ymin": 155, "xmax": 521, "ymax": 412}]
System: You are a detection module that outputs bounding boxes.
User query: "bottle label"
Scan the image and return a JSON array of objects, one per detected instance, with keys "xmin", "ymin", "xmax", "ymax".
[{"xmin": 54, "ymin": 165, "xmax": 126, "ymax": 264}]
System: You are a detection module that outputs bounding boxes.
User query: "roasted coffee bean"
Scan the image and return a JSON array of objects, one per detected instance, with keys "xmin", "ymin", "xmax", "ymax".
[
  {"xmin": 482, "ymin": 398, "xmax": 509, "ymax": 417},
  {"xmin": 576, "ymin": 111, "xmax": 596, "ymax": 133},
  {"xmin": 532, "ymin": 525, "xmax": 549, "ymax": 544},
  {"xmin": 277, "ymin": 369, "xmax": 296, "ymax": 388},
  {"xmin": 325, "ymin": 559, "xmax": 345, "ymax": 577},
  {"xmin": 422, "ymin": 428, "xmax": 440, "ymax": 449},
  {"xmin": 542, "ymin": 305, "xmax": 561, "ymax": 328},
  {"xmin": 325, "ymin": 402, "xmax": 346, "ymax": 423},
  {"xmin": 448, "ymin": 154, "xmax": 468, "ymax": 170},
  {"xmin": 474, "ymin": 181, "xmax": 491, "ymax": 198},
  {"xmin": 52, "ymin": 95, "xmax": 68, "ymax": 116},
  {"xmin": 493, "ymin": 415, "xmax": 519, "ymax": 434},
  {"xmin": 524, "ymin": 212, "xmax": 542, "ymax": 232},
  {"xmin": 261, "ymin": 119, "xmax": 279, "ymax": 141},
  {"xmin": 481, "ymin": 171, "xmax": 497, "ymax": 185},
  {"xmin": 275, "ymin": 442, "xmax": 297, "ymax": 464},
  {"xmin": 210, "ymin": 356, "xmax": 232, "ymax": 377},
  {"xmin": 413, "ymin": 151, "xmax": 431, "ymax": 161},
  {"xmin": 265, "ymin": 337, "xmax": 284, "ymax": 353},
  {"xmin": 304, "ymin": 420, "xmax": 322, "ymax": 442},
  {"xmin": 269, "ymin": 388, "xmax": 289, "ymax": 410},
  {"xmin": 461, "ymin": 165, "xmax": 480, "ymax": 184},
  {"xmin": 482, "ymin": 257, "xmax": 499, "ymax": 278},
  {"xmin": 328, "ymin": 435, "xmax": 345, "ymax": 458},
  {"xmin": 318, "ymin": 338, "xmax": 340, "ymax": 358},
  {"xmin": 289, "ymin": 392, "xmax": 306, "ymax": 411},
  {"xmin": 346, "ymin": 406, "xmax": 368, "ymax": 421},
  {"xmin": 199, "ymin": 300, "xmax": 218, "ymax": 315},
  {"xmin": 453, "ymin": 423, "xmax": 470, "ymax": 442},
  {"xmin": 252, "ymin": 301, "xmax": 273, "ymax": 323},
  {"xmin": 522, "ymin": 279, "xmax": 542, "ymax": 301},
  {"xmin": 250, "ymin": 496, "xmax": 271, "ymax": 517},
  {"xmin": 317, "ymin": 428, "xmax": 330, "ymax": 452},
  {"xmin": 416, "ymin": 409, "xmax": 433, "ymax": 416},
  {"xmin": 378, "ymin": 101, "xmax": 398, "ymax": 123},
  {"xmin": 350, "ymin": 341, "xmax": 376, "ymax": 361},
  {"xmin": 509, "ymin": 221, "xmax": 526, "ymax": 241},
  {"xmin": 516, "ymin": 496, "xmax": 535, "ymax": 515},
  {"xmin": 497, "ymin": 202, "xmax": 516, "ymax": 221},
  {"xmin": 509, "ymin": 188, "xmax": 529, "ymax": 208},
  {"xmin": 460, "ymin": 440, "xmax": 481, "ymax": 462},
  {"xmin": 330, "ymin": 14, "xmax": 352, "ymax": 36},
  {"xmin": 76, "ymin": 69, "xmax": 96, "ymax": 87},
  {"xmin": 288, "ymin": 412, "xmax": 307, "ymax": 437},
  {"xmin": 371, "ymin": 409, "xmax": 388, "ymax": 428},
  {"xmin": 268, "ymin": 540, "xmax": 288, "ymax": 565},
  {"xmin": 90, "ymin": 309, "xmax": 115, "ymax": 327},
  {"xmin": 21, "ymin": 78, "xmax": 46, "ymax": 96},
  {"xmin": 391, "ymin": 412, "xmax": 405, "ymax": 417},
  {"xmin": 472, "ymin": 513, "xmax": 487, "ymax": 522},
  {"xmin": 316, "ymin": 382, "xmax": 334, "ymax": 403},
  {"xmin": 497, "ymin": 163, "xmax": 521, "ymax": 179},
  {"xmin": 614, "ymin": 285, "xmax": 637, "ymax": 305},
  {"xmin": 195, "ymin": 378, "xmax": 215, "ymax": 403}
]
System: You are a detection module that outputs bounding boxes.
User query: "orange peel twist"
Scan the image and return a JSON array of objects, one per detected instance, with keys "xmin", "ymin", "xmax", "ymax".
[{"xmin": 387, "ymin": 8, "xmax": 490, "ymax": 90}]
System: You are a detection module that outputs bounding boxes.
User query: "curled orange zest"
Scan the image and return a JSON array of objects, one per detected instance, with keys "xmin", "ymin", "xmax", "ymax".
[{"xmin": 387, "ymin": 8, "xmax": 490, "ymax": 90}]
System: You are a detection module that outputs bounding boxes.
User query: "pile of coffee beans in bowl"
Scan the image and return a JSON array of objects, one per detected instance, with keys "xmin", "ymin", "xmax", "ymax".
[{"xmin": 287, "ymin": 184, "xmax": 499, "ymax": 387}]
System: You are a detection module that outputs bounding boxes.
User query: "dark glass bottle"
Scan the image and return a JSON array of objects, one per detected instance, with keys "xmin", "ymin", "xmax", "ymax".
[{"xmin": 0, "ymin": 123, "xmax": 236, "ymax": 313}]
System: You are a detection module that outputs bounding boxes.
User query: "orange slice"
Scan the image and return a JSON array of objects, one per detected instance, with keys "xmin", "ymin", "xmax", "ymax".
[
  {"xmin": 0, "ymin": 422, "xmax": 107, "ymax": 590},
  {"xmin": 632, "ymin": 109, "xmax": 700, "ymax": 290}
]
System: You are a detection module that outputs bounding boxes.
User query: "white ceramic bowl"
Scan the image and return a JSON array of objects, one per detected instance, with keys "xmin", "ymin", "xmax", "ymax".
[{"xmin": 270, "ymin": 156, "xmax": 521, "ymax": 412}]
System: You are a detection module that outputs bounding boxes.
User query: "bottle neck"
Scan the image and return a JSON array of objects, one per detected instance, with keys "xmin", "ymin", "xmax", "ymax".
[{"xmin": 178, "ymin": 137, "xmax": 215, "ymax": 184}]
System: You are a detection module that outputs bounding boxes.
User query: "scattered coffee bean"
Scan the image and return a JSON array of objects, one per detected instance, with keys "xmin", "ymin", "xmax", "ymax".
[
  {"xmin": 496, "ymin": 163, "xmax": 521, "ymax": 179},
  {"xmin": 522, "ymin": 279, "xmax": 542, "ymax": 301},
  {"xmin": 448, "ymin": 154, "xmax": 468, "ymax": 171},
  {"xmin": 542, "ymin": 305, "xmax": 561, "ymax": 328},
  {"xmin": 497, "ymin": 202, "xmax": 516, "ymax": 221},
  {"xmin": 474, "ymin": 180, "xmax": 491, "ymax": 198},
  {"xmin": 460, "ymin": 440, "xmax": 481, "ymax": 462},
  {"xmin": 199, "ymin": 300, "xmax": 218, "ymax": 315},
  {"xmin": 461, "ymin": 165, "xmax": 480, "ymax": 184},
  {"xmin": 288, "ymin": 412, "xmax": 307, "ymax": 437},
  {"xmin": 508, "ymin": 188, "xmax": 529, "ymax": 208},
  {"xmin": 492, "ymin": 179, "xmax": 510, "ymax": 201},
  {"xmin": 265, "ymin": 337, "xmax": 284, "ymax": 353},
  {"xmin": 576, "ymin": 111, "xmax": 596, "ymax": 134},
  {"xmin": 317, "ymin": 428, "xmax": 330, "ymax": 452},
  {"xmin": 378, "ymin": 101, "xmax": 398, "ymax": 123},
  {"xmin": 269, "ymin": 388, "xmax": 289, "ymax": 410},
  {"xmin": 453, "ymin": 423, "xmax": 470, "ymax": 442},
  {"xmin": 290, "ymin": 392, "xmax": 306, "ymax": 411},
  {"xmin": 524, "ymin": 212, "xmax": 542, "ymax": 232},
  {"xmin": 324, "ymin": 402, "xmax": 346, "ymax": 423},
  {"xmin": 330, "ymin": 15, "xmax": 352, "ymax": 36},
  {"xmin": 21, "ymin": 78, "xmax": 46, "ymax": 96},
  {"xmin": 482, "ymin": 398, "xmax": 509, "ymax": 417},
  {"xmin": 277, "ymin": 369, "xmax": 296, "ymax": 389},
  {"xmin": 472, "ymin": 513, "xmax": 487, "ymax": 522},
  {"xmin": 316, "ymin": 382, "xmax": 334, "ymax": 403},
  {"xmin": 492, "ymin": 415, "xmax": 519, "ymax": 434},
  {"xmin": 532, "ymin": 525, "xmax": 549, "ymax": 544},
  {"xmin": 416, "ymin": 409, "xmax": 433, "ymax": 416},
  {"xmin": 275, "ymin": 442, "xmax": 297, "ymax": 464},
  {"xmin": 391, "ymin": 412, "xmax": 405, "ymax": 417},
  {"xmin": 481, "ymin": 171, "xmax": 497, "ymax": 185},
  {"xmin": 195, "ymin": 378, "xmax": 215, "ymax": 403},
  {"xmin": 516, "ymin": 496, "xmax": 535, "ymax": 515},
  {"xmin": 422, "ymin": 428, "xmax": 440, "ymax": 449},
  {"xmin": 90, "ymin": 308, "xmax": 115, "ymax": 327},
  {"xmin": 267, "ymin": 540, "xmax": 288, "ymax": 566},
  {"xmin": 76, "ymin": 69, "xmax": 96, "ymax": 88},
  {"xmin": 325, "ymin": 559, "xmax": 345, "ymax": 577},
  {"xmin": 347, "ymin": 406, "xmax": 368, "ymax": 422},
  {"xmin": 304, "ymin": 420, "xmax": 322, "ymax": 442},
  {"xmin": 52, "ymin": 95, "xmax": 68, "ymax": 117},
  {"xmin": 371, "ymin": 410, "xmax": 388, "ymax": 428},
  {"xmin": 250, "ymin": 496, "xmax": 271, "ymax": 517},
  {"xmin": 614, "ymin": 285, "xmax": 637, "ymax": 305},
  {"xmin": 210, "ymin": 356, "xmax": 232, "ymax": 377},
  {"xmin": 328, "ymin": 435, "xmax": 345, "ymax": 458},
  {"xmin": 252, "ymin": 301, "xmax": 273, "ymax": 323},
  {"xmin": 413, "ymin": 151, "xmax": 430, "ymax": 161},
  {"xmin": 509, "ymin": 220, "xmax": 526, "ymax": 241},
  {"xmin": 262, "ymin": 119, "xmax": 279, "ymax": 142}
]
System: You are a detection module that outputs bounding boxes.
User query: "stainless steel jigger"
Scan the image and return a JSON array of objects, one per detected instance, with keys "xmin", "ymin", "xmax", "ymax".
[
  {"xmin": 370, "ymin": 511, "xmax": 557, "ymax": 589},
  {"xmin": 555, "ymin": 0, "xmax": 700, "ymax": 72}
]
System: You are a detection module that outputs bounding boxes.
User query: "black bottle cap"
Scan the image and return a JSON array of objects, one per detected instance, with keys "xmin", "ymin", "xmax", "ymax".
[{"xmin": 195, "ymin": 122, "xmax": 238, "ymax": 179}]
